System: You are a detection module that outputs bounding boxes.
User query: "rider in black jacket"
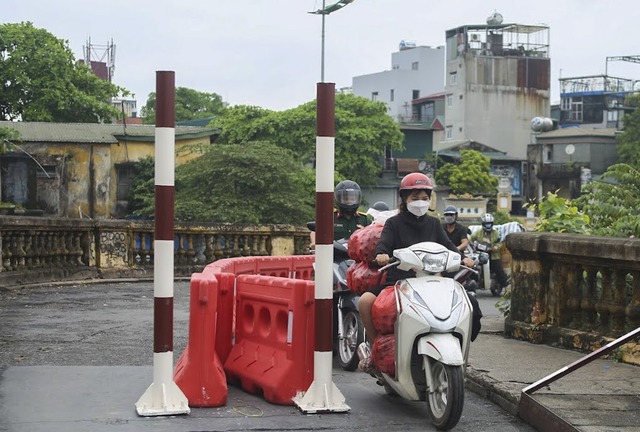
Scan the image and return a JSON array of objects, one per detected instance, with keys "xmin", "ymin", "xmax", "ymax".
[{"xmin": 358, "ymin": 173, "xmax": 475, "ymax": 374}]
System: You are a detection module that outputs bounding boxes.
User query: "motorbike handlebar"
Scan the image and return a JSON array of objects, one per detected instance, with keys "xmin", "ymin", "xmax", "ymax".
[{"xmin": 377, "ymin": 259, "xmax": 399, "ymax": 273}]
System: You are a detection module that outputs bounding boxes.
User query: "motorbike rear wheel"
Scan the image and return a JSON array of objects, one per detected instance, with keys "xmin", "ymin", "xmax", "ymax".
[
  {"xmin": 425, "ymin": 358, "xmax": 464, "ymax": 431},
  {"xmin": 337, "ymin": 310, "xmax": 363, "ymax": 371}
]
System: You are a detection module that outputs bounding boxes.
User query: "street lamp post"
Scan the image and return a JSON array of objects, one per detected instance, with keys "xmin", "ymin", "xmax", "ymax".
[
  {"xmin": 293, "ymin": 0, "xmax": 355, "ymax": 415},
  {"xmin": 309, "ymin": 0, "xmax": 355, "ymax": 82}
]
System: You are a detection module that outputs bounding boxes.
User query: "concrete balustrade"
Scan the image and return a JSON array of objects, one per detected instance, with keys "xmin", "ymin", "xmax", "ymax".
[
  {"xmin": 2, "ymin": 218, "xmax": 637, "ymax": 364},
  {"xmin": 506, "ymin": 232, "xmax": 640, "ymax": 365},
  {"xmin": 0, "ymin": 216, "xmax": 310, "ymax": 287}
]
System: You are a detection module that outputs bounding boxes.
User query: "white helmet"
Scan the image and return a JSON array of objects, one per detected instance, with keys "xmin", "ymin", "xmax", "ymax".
[{"xmin": 481, "ymin": 213, "xmax": 494, "ymax": 231}]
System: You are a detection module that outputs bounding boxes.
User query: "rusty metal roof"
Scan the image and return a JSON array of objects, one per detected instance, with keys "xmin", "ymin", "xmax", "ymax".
[{"xmin": 0, "ymin": 121, "xmax": 218, "ymax": 144}]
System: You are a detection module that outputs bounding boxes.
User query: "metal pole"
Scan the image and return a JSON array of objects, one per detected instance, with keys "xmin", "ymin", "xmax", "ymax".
[
  {"xmin": 293, "ymin": 82, "xmax": 349, "ymax": 413},
  {"xmin": 321, "ymin": 0, "xmax": 326, "ymax": 83},
  {"xmin": 135, "ymin": 70, "xmax": 189, "ymax": 417}
]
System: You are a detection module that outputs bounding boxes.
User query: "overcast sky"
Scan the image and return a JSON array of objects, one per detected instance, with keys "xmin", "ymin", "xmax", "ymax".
[{"xmin": 4, "ymin": 0, "xmax": 639, "ymax": 112}]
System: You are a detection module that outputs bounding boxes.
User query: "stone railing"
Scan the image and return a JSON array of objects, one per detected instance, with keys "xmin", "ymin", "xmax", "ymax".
[
  {"xmin": 505, "ymin": 232, "xmax": 640, "ymax": 365},
  {"xmin": 0, "ymin": 216, "xmax": 311, "ymax": 288}
]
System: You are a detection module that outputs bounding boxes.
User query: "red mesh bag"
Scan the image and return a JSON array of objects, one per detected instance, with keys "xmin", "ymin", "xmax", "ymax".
[
  {"xmin": 347, "ymin": 223, "xmax": 384, "ymax": 263},
  {"xmin": 371, "ymin": 333, "xmax": 395, "ymax": 377},
  {"xmin": 346, "ymin": 261, "xmax": 386, "ymax": 295},
  {"xmin": 372, "ymin": 286, "xmax": 397, "ymax": 334}
]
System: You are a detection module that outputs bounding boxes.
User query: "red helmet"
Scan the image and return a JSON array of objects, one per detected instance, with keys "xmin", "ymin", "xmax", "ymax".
[{"xmin": 399, "ymin": 172, "xmax": 433, "ymax": 191}]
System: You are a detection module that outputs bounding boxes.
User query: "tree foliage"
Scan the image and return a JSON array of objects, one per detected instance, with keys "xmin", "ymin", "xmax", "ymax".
[
  {"xmin": 129, "ymin": 142, "xmax": 316, "ymax": 224},
  {"xmin": 435, "ymin": 149, "xmax": 498, "ymax": 195},
  {"xmin": 140, "ymin": 87, "xmax": 225, "ymax": 125},
  {"xmin": 526, "ymin": 191, "xmax": 590, "ymax": 234},
  {"xmin": 0, "ymin": 127, "xmax": 20, "ymax": 153},
  {"xmin": 0, "ymin": 22, "xmax": 124, "ymax": 122},
  {"xmin": 616, "ymin": 94, "xmax": 640, "ymax": 167},
  {"xmin": 574, "ymin": 163, "xmax": 640, "ymax": 237},
  {"xmin": 212, "ymin": 94, "xmax": 405, "ymax": 187}
]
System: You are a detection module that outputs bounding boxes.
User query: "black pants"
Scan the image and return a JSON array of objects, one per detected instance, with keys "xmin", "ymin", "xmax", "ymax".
[
  {"xmin": 468, "ymin": 293, "xmax": 482, "ymax": 342},
  {"xmin": 490, "ymin": 259, "xmax": 509, "ymax": 288}
]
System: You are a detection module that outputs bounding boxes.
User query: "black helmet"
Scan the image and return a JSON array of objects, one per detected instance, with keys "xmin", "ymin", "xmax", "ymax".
[
  {"xmin": 334, "ymin": 180, "xmax": 362, "ymax": 213},
  {"xmin": 443, "ymin": 205, "xmax": 458, "ymax": 215},
  {"xmin": 372, "ymin": 201, "xmax": 389, "ymax": 211}
]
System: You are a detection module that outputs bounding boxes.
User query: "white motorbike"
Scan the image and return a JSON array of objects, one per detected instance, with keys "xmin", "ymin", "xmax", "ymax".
[{"xmin": 373, "ymin": 242, "xmax": 474, "ymax": 431}]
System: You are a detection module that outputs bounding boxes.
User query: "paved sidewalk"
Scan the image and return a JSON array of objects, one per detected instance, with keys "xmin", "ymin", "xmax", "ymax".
[{"xmin": 0, "ymin": 280, "xmax": 638, "ymax": 431}]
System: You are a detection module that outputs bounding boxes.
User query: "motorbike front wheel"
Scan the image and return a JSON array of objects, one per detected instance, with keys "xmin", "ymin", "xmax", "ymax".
[
  {"xmin": 425, "ymin": 358, "xmax": 465, "ymax": 431},
  {"xmin": 337, "ymin": 310, "xmax": 363, "ymax": 371}
]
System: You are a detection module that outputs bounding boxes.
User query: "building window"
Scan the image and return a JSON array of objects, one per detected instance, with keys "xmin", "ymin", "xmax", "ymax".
[
  {"xmin": 445, "ymin": 126, "xmax": 453, "ymax": 139},
  {"xmin": 371, "ymin": 91, "xmax": 378, "ymax": 101},
  {"xmin": 447, "ymin": 94, "xmax": 453, "ymax": 107},
  {"xmin": 412, "ymin": 90, "xmax": 420, "ymax": 100},
  {"xmin": 116, "ymin": 164, "xmax": 136, "ymax": 201},
  {"xmin": 449, "ymin": 72, "xmax": 457, "ymax": 85},
  {"xmin": 36, "ymin": 165, "xmax": 58, "ymax": 179},
  {"xmin": 543, "ymin": 145, "xmax": 553, "ymax": 164},
  {"xmin": 562, "ymin": 97, "xmax": 583, "ymax": 122},
  {"xmin": 390, "ymin": 89, "xmax": 394, "ymax": 102},
  {"xmin": 412, "ymin": 61, "xmax": 419, "ymax": 70}
]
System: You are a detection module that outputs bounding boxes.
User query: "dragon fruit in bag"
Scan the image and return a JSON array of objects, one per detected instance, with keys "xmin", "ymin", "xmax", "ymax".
[
  {"xmin": 347, "ymin": 223, "xmax": 384, "ymax": 263},
  {"xmin": 372, "ymin": 286, "xmax": 397, "ymax": 335},
  {"xmin": 371, "ymin": 333, "xmax": 395, "ymax": 377},
  {"xmin": 346, "ymin": 261, "xmax": 386, "ymax": 295}
]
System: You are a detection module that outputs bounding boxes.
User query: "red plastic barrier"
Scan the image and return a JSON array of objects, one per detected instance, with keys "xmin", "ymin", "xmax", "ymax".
[
  {"xmin": 291, "ymin": 255, "xmax": 314, "ymax": 280},
  {"xmin": 203, "ymin": 258, "xmax": 235, "ymax": 275},
  {"xmin": 174, "ymin": 272, "xmax": 228, "ymax": 407},
  {"xmin": 224, "ymin": 275, "xmax": 315, "ymax": 405},
  {"xmin": 255, "ymin": 256, "xmax": 296, "ymax": 278},
  {"xmin": 214, "ymin": 272, "xmax": 236, "ymax": 365}
]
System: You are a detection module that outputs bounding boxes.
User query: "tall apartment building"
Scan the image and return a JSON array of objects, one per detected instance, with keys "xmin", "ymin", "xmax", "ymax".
[
  {"xmin": 352, "ymin": 42, "xmax": 445, "ymax": 122},
  {"xmin": 440, "ymin": 14, "xmax": 550, "ymax": 160}
]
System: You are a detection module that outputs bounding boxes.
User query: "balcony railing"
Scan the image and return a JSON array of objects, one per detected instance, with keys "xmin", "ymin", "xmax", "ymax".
[{"xmin": 538, "ymin": 163, "xmax": 583, "ymax": 179}]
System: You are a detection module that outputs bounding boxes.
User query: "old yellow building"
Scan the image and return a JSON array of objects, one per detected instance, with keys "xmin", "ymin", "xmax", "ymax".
[{"xmin": 0, "ymin": 121, "xmax": 218, "ymax": 219}]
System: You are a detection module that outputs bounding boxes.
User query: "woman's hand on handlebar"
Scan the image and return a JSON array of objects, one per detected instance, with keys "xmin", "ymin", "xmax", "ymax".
[{"xmin": 375, "ymin": 253, "xmax": 390, "ymax": 266}]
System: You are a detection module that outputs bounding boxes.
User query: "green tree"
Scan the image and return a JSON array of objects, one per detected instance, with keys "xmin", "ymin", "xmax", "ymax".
[
  {"xmin": 435, "ymin": 149, "xmax": 498, "ymax": 195},
  {"xmin": 0, "ymin": 127, "xmax": 20, "ymax": 153},
  {"xmin": 127, "ymin": 156, "xmax": 155, "ymax": 218},
  {"xmin": 526, "ymin": 191, "xmax": 590, "ymax": 234},
  {"xmin": 141, "ymin": 87, "xmax": 225, "ymax": 124},
  {"xmin": 129, "ymin": 142, "xmax": 315, "ymax": 224},
  {"xmin": 0, "ymin": 22, "xmax": 124, "ymax": 122},
  {"xmin": 574, "ymin": 163, "xmax": 640, "ymax": 237},
  {"xmin": 616, "ymin": 94, "xmax": 640, "ymax": 167},
  {"xmin": 212, "ymin": 94, "xmax": 404, "ymax": 187}
]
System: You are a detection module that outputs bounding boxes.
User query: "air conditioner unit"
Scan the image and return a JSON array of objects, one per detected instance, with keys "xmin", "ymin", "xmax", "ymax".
[{"xmin": 470, "ymin": 34, "xmax": 479, "ymax": 41}]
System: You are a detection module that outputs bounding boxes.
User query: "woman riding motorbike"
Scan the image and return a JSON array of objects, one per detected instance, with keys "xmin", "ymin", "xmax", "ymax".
[{"xmin": 358, "ymin": 173, "xmax": 474, "ymax": 373}]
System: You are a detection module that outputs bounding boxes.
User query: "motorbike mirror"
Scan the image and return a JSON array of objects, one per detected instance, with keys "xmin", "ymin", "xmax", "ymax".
[{"xmin": 307, "ymin": 221, "xmax": 316, "ymax": 232}]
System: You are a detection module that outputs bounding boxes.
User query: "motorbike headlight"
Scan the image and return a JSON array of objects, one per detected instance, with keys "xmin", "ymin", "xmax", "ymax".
[{"xmin": 420, "ymin": 251, "xmax": 448, "ymax": 273}]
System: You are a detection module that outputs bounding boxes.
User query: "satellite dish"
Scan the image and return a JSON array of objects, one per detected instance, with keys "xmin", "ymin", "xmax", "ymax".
[{"xmin": 565, "ymin": 144, "xmax": 575, "ymax": 155}]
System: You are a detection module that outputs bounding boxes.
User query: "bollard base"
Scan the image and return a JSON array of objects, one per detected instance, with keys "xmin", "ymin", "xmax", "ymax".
[
  {"xmin": 135, "ymin": 381, "xmax": 191, "ymax": 417},
  {"xmin": 293, "ymin": 380, "xmax": 350, "ymax": 414}
]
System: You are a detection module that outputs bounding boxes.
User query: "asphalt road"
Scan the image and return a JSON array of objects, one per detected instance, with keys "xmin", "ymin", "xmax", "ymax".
[{"xmin": 0, "ymin": 280, "xmax": 534, "ymax": 432}]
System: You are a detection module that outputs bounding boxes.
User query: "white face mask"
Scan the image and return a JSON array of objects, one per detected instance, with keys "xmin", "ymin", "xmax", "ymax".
[
  {"xmin": 444, "ymin": 215, "xmax": 455, "ymax": 224},
  {"xmin": 407, "ymin": 200, "xmax": 430, "ymax": 217}
]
